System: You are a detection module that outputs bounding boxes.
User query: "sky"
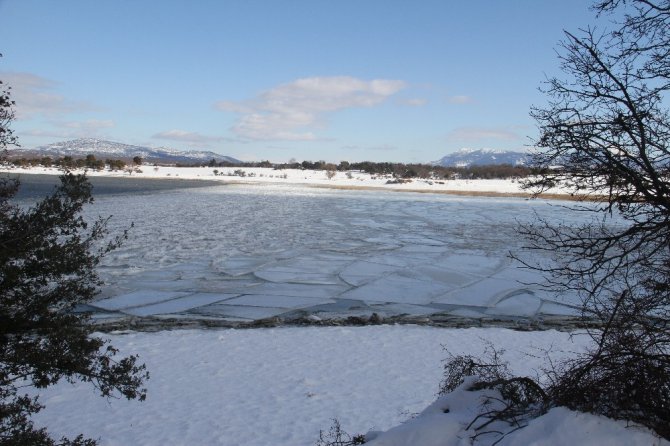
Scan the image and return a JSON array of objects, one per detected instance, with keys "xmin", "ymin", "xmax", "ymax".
[{"xmin": 0, "ymin": 1, "xmax": 605, "ymax": 163}]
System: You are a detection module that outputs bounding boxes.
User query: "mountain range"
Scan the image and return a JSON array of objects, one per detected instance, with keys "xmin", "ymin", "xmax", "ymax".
[
  {"xmin": 10, "ymin": 138, "xmax": 240, "ymax": 164},
  {"xmin": 11, "ymin": 140, "xmax": 530, "ymax": 168},
  {"xmin": 432, "ymin": 148, "xmax": 530, "ymax": 167}
]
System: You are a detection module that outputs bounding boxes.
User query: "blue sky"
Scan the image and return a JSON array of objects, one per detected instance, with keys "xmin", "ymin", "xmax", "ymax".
[{"xmin": 0, "ymin": 1, "xmax": 602, "ymax": 163}]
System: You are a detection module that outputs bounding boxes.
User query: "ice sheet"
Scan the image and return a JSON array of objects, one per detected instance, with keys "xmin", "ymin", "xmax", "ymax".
[
  {"xmin": 191, "ymin": 304, "xmax": 291, "ymax": 320},
  {"xmin": 90, "ymin": 291, "xmax": 189, "ymax": 311},
  {"xmin": 233, "ymin": 282, "xmax": 348, "ymax": 298},
  {"xmin": 211, "ymin": 256, "xmax": 272, "ymax": 276},
  {"xmin": 432, "ymin": 278, "xmax": 525, "ymax": 307},
  {"xmin": 339, "ymin": 260, "xmax": 401, "ymax": 286},
  {"xmin": 340, "ymin": 273, "xmax": 453, "ymax": 305},
  {"xmin": 82, "ymin": 185, "xmax": 598, "ymax": 321},
  {"xmin": 486, "ymin": 291, "xmax": 542, "ymax": 317},
  {"xmin": 221, "ymin": 294, "xmax": 335, "ymax": 309},
  {"xmin": 120, "ymin": 293, "xmax": 239, "ymax": 317}
]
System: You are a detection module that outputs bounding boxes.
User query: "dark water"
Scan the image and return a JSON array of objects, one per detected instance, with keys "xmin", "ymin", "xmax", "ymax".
[{"xmin": 2, "ymin": 173, "xmax": 220, "ymax": 200}]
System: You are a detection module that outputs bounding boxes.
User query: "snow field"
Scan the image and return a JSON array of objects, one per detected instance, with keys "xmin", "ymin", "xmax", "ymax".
[
  {"xmin": 2, "ymin": 165, "xmax": 565, "ymax": 195},
  {"xmin": 33, "ymin": 326, "xmax": 593, "ymax": 446}
]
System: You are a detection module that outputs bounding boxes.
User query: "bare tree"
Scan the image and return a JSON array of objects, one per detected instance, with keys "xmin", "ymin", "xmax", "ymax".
[{"xmin": 520, "ymin": 0, "xmax": 670, "ymax": 437}]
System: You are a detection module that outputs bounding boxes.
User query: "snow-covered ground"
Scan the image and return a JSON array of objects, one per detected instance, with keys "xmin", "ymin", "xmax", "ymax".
[
  {"xmin": 31, "ymin": 327, "xmax": 666, "ymax": 446},
  {"xmin": 2, "ymin": 164, "xmax": 564, "ymax": 195}
]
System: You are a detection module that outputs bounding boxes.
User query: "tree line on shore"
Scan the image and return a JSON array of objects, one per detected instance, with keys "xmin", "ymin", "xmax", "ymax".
[
  {"xmin": 5, "ymin": 154, "xmax": 143, "ymax": 171},
  {"xmin": 6, "ymin": 154, "xmax": 540, "ymax": 180},
  {"xmin": 192, "ymin": 158, "xmax": 540, "ymax": 180}
]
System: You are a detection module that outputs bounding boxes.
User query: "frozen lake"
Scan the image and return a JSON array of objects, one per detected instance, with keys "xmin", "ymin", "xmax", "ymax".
[{"xmin": 69, "ymin": 182, "xmax": 586, "ymax": 326}]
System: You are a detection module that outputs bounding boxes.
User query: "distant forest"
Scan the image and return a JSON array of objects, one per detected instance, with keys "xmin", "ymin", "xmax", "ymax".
[
  {"xmin": 5, "ymin": 154, "xmax": 137, "ymax": 171},
  {"xmin": 5, "ymin": 154, "xmax": 539, "ymax": 180},
  {"xmin": 198, "ymin": 159, "xmax": 538, "ymax": 180}
]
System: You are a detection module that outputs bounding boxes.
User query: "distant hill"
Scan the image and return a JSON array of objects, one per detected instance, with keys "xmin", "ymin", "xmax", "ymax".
[
  {"xmin": 10, "ymin": 138, "xmax": 241, "ymax": 165},
  {"xmin": 433, "ymin": 148, "xmax": 529, "ymax": 167}
]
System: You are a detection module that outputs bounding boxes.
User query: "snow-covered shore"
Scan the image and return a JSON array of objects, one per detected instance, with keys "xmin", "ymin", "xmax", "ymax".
[
  {"xmin": 1, "ymin": 165, "xmax": 566, "ymax": 197},
  {"xmin": 31, "ymin": 326, "xmax": 666, "ymax": 446}
]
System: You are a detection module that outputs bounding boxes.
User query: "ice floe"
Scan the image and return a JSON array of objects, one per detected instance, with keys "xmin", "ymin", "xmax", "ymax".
[
  {"xmin": 120, "ymin": 293, "xmax": 239, "ymax": 317},
  {"xmin": 75, "ymin": 184, "xmax": 591, "ymax": 323}
]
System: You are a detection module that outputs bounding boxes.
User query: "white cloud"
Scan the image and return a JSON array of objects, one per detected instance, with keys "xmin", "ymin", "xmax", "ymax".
[
  {"xmin": 60, "ymin": 119, "xmax": 115, "ymax": 130},
  {"xmin": 369, "ymin": 144, "xmax": 398, "ymax": 151},
  {"xmin": 152, "ymin": 129, "xmax": 229, "ymax": 145},
  {"xmin": 342, "ymin": 143, "xmax": 397, "ymax": 152},
  {"xmin": 402, "ymin": 98, "xmax": 427, "ymax": 107},
  {"xmin": 448, "ymin": 95, "xmax": 473, "ymax": 104},
  {"xmin": 216, "ymin": 76, "xmax": 406, "ymax": 141},
  {"xmin": 21, "ymin": 129, "xmax": 74, "ymax": 139},
  {"xmin": 20, "ymin": 119, "xmax": 115, "ymax": 141},
  {"xmin": 1, "ymin": 72, "xmax": 93, "ymax": 118},
  {"xmin": 447, "ymin": 127, "xmax": 520, "ymax": 142}
]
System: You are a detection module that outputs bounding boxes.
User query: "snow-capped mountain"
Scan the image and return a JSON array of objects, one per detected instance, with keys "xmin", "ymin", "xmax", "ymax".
[
  {"xmin": 14, "ymin": 138, "xmax": 240, "ymax": 164},
  {"xmin": 432, "ymin": 148, "xmax": 530, "ymax": 167}
]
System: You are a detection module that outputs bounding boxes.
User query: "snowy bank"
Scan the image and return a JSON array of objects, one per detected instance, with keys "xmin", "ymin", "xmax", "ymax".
[
  {"xmin": 0, "ymin": 165, "xmax": 569, "ymax": 197},
  {"xmin": 364, "ymin": 379, "xmax": 667, "ymax": 446},
  {"xmin": 29, "ymin": 326, "xmax": 665, "ymax": 446}
]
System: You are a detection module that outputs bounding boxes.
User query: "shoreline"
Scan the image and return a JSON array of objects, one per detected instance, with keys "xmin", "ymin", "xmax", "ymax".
[
  {"xmin": 1, "ymin": 165, "xmax": 582, "ymax": 200},
  {"xmin": 90, "ymin": 312, "xmax": 598, "ymax": 333}
]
